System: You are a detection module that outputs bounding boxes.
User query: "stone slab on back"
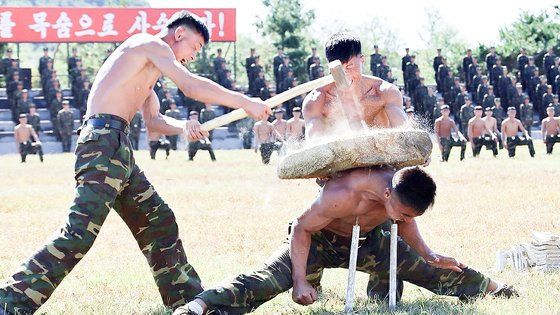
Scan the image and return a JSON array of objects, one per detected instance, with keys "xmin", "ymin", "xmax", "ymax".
[{"xmin": 277, "ymin": 129, "xmax": 432, "ymax": 179}]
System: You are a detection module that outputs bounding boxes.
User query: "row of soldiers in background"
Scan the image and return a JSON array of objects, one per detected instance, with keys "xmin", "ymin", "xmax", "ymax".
[
  {"xmin": 2, "ymin": 48, "xmax": 27, "ymax": 124},
  {"xmin": 67, "ymin": 47, "xmax": 91, "ymax": 120}
]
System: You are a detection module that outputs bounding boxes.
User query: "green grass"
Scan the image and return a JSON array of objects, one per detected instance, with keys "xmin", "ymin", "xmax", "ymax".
[{"xmin": 0, "ymin": 144, "xmax": 559, "ymax": 314}]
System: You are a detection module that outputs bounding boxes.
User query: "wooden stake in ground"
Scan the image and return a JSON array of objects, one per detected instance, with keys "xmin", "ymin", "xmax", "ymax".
[
  {"xmin": 344, "ymin": 217, "xmax": 360, "ymax": 313},
  {"xmin": 389, "ymin": 222, "xmax": 398, "ymax": 311}
]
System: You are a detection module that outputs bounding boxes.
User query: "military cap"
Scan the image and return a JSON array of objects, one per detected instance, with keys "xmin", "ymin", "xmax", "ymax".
[
  {"xmin": 523, "ymin": 95, "xmax": 529, "ymax": 99},
  {"xmin": 374, "ymin": 44, "xmax": 379, "ymax": 48},
  {"xmin": 6, "ymin": 48, "xmax": 12, "ymax": 53},
  {"xmin": 43, "ymin": 47, "xmax": 48, "ymax": 51},
  {"xmin": 22, "ymin": 89, "xmax": 28, "ymax": 93},
  {"xmin": 547, "ymin": 105, "xmax": 555, "ymax": 110},
  {"xmin": 75, "ymin": 57, "xmax": 82, "ymax": 62},
  {"xmin": 474, "ymin": 105, "xmax": 483, "ymax": 110},
  {"xmin": 516, "ymin": 83, "xmax": 523, "ymax": 87},
  {"xmin": 29, "ymin": 104, "xmax": 36, "ymax": 108},
  {"xmin": 464, "ymin": 95, "xmax": 471, "ymax": 100},
  {"xmin": 169, "ymin": 98, "xmax": 176, "ymax": 104},
  {"xmin": 488, "ymin": 85, "xmax": 494, "ymax": 90},
  {"xmin": 292, "ymin": 107, "xmax": 301, "ymax": 112},
  {"xmin": 495, "ymin": 98, "xmax": 501, "ymax": 102},
  {"xmin": 440, "ymin": 104, "xmax": 450, "ymax": 110},
  {"xmin": 507, "ymin": 106, "xmax": 516, "ymax": 111}
]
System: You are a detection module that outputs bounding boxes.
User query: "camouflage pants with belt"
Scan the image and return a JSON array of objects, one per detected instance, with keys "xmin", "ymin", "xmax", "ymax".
[
  {"xmin": 196, "ymin": 225, "xmax": 490, "ymax": 314},
  {"xmin": 506, "ymin": 136, "xmax": 535, "ymax": 157},
  {"xmin": 0, "ymin": 114, "xmax": 203, "ymax": 314},
  {"xmin": 545, "ymin": 134, "xmax": 560, "ymax": 154},
  {"xmin": 440, "ymin": 137, "xmax": 466, "ymax": 161}
]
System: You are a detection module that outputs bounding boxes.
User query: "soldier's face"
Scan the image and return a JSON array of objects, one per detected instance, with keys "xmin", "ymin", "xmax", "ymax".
[
  {"xmin": 508, "ymin": 110, "xmax": 516, "ymax": 117},
  {"xmin": 342, "ymin": 54, "xmax": 364, "ymax": 83},
  {"xmin": 384, "ymin": 189, "xmax": 418, "ymax": 223},
  {"xmin": 548, "ymin": 109, "xmax": 555, "ymax": 117},
  {"xmin": 173, "ymin": 26, "xmax": 205, "ymax": 65}
]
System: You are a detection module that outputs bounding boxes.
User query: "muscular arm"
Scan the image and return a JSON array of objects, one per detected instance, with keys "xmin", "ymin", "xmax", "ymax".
[
  {"xmin": 468, "ymin": 119, "xmax": 474, "ymax": 147},
  {"xmin": 501, "ymin": 121, "xmax": 508, "ymax": 145},
  {"xmin": 382, "ymin": 85, "xmax": 408, "ymax": 127},
  {"xmin": 518, "ymin": 120, "xmax": 530, "ymax": 138},
  {"xmin": 397, "ymin": 219, "xmax": 433, "ymax": 259},
  {"xmin": 434, "ymin": 119, "xmax": 442, "ymax": 150},
  {"xmin": 144, "ymin": 39, "xmax": 254, "ymax": 111},
  {"xmin": 290, "ymin": 185, "xmax": 357, "ymax": 284},
  {"xmin": 142, "ymin": 90, "xmax": 191, "ymax": 136},
  {"xmin": 30, "ymin": 126, "xmax": 39, "ymax": 142},
  {"xmin": 451, "ymin": 121, "xmax": 466, "ymax": 140},
  {"xmin": 302, "ymin": 90, "xmax": 326, "ymax": 139}
]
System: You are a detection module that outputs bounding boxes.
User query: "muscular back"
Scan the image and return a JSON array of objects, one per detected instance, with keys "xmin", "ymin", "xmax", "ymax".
[{"xmin": 87, "ymin": 34, "xmax": 163, "ymax": 122}]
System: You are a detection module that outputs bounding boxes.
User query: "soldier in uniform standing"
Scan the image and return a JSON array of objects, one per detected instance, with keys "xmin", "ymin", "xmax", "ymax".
[
  {"xmin": 57, "ymin": 100, "xmax": 75, "ymax": 152},
  {"xmin": 541, "ymin": 106, "xmax": 560, "ymax": 154},
  {"xmin": 253, "ymin": 116, "xmax": 283, "ymax": 164},
  {"xmin": 129, "ymin": 111, "xmax": 143, "ymax": 150},
  {"xmin": 523, "ymin": 57, "xmax": 537, "ymax": 94},
  {"xmin": 485, "ymin": 47, "xmax": 497, "ymax": 74},
  {"xmin": 482, "ymin": 86, "xmax": 496, "ymax": 109},
  {"xmin": 200, "ymin": 103, "xmax": 216, "ymax": 140},
  {"xmin": 165, "ymin": 100, "xmax": 182, "ymax": 150},
  {"xmin": 67, "ymin": 47, "xmax": 80, "ymax": 76},
  {"xmin": 542, "ymin": 85, "xmax": 554, "ymax": 114},
  {"xmin": 519, "ymin": 96, "xmax": 534, "ymax": 136},
  {"xmin": 437, "ymin": 58, "xmax": 449, "ymax": 93},
  {"xmin": 39, "ymin": 47, "xmax": 52, "ymax": 79},
  {"xmin": 413, "ymin": 77, "xmax": 429, "ymax": 115},
  {"xmin": 0, "ymin": 48, "xmax": 14, "ymax": 76},
  {"xmin": 424, "ymin": 87, "xmax": 437, "ymax": 123},
  {"xmin": 306, "ymin": 48, "xmax": 320, "ymax": 77},
  {"xmin": 477, "ymin": 76, "xmax": 489, "ymax": 105},
  {"xmin": 453, "ymin": 84, "xmax": 468, "ymax": 126},
  {"xmin": 370, "ymin": 45, "xmax": 382, "ymax": 76},
  {"xmin": 498, "ymin": 67, "xmax": 512, "ymax": 108},
  {"xmin": 212, "ymin": 48, "xmax": 226, "ymax": 77},
  {"xmin": 460, "ymin": 96, "xmax": 475, "ymax": 136},
  {"xmin": 245, "ymin": 48, "xmax": 257, "ymax": 84},
  {"xmin": 467, "ymin": 57, "xmax": 479, "ymax": 92},
  {"xmin": 510, "ymin": 82, "xmax": 524, "ymax": 113},
  {"xmin": 435, "ymin": 104, "xmax": 467, "ymax": 161},
  {"xmin": 278, "ymin": 56, "xmax": 293, "ymax": 93},
  {"xmin": 378, "ymin": 56, "xmax": 390, "ymax": 80},
  {"xmin": 14, "ymin": 114, "xmax": 43, "ymax": 163},
  {"xmin": 517, "ymin": 48, "xmax": 529, "ymax": 89},
  {"xmin": 433, "ymin": 48, "xmax": 443, "ymax": 85},
  {"xmin": 492, "ymin": 98, "xmax": 506, "ymax": 132},
  {"xmin": 535, "ymin": 75, "xmax": 548, "ymax": 119},
  {"xmin": 462, "ymin": 49, "xmax": 473, "ymax": 85},
  {"xmin": 273, "ymin": 46, "xmax": 285, "ymax": 92},
  {"xmin": 27, "ymin": 104, "xmax": 42, "ymax": 135},
  {"xmin": 401, "ymin": 48, "xmax": 411, "ymax": 85},
  {"xmin": 16, "ymin": 89, "xmax": 32, "ymax": 116},
  {"xmin": 490, "ymin": 57, "xmax": 503, "ymax": 90},
  {"xmin": 501, "ymin": 107, "xmax": 535, "ymax": 158},
  {"xmin": 543, "ymin": 47, "xmax": 556, "ymax": 81},
  {"xmin": 148, "ymin": 129, "xmax": 171, "ymax": 160},
  {"xmin": 249, "ymin": 56, "xmax": 264, "ymax": 96}
]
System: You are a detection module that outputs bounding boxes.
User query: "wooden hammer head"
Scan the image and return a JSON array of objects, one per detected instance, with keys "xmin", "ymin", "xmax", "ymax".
[{"xmin": 328, "ymin": 60, "xmax": 350, "ymax": 89}]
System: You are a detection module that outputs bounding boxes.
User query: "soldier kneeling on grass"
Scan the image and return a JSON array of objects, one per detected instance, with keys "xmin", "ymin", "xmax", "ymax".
[
  {"xmin": 541, "ymin": 106, "xmax": 560, "ymax": 154},
  {"xmin": 174, "ymin": 166, "xmax": 518, "ymax": 315},
  {"xmin": 148, "ymin": 129, "xmax": 171, "ymax": 160},
  {"xmin": 14, "ymin": 113, "xmax": 43, "ymax": 163},
  {"xmin": 501, "ymin": 107, "xmax": 535, "ymax": 158},
  {"xmin": 468, "ymin": 106, "xmax": 498, "ymax": 157},
  {"xmin": 435, "ymin": 104, "xmax": 467, "ymax": 161}
]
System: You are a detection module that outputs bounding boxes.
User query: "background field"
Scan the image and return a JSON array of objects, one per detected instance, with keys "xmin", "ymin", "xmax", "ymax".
[{"xmin": 1, "ymin": 144, "xmax": 559, "ymax": 314}]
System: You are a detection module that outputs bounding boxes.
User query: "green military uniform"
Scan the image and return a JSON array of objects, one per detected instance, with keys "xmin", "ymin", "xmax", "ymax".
[
  {"xmin": 200, "ymin": 108, "xmax": 216, "ymax": 140},
  {"xmin": 506, "ymin": 135, "xmax": 535, "ymax": 157},
  {"xmin": 49, "ymin": 98, "xmax": 63, "ymax": 141},
  {"xmin": 57, "ymin": 109, "xmax": 74, "ymax": 152},
  {"xmin": 519, "ymin": 103, "xmax": 534, "ymax": 136},
  {"xmin": 472, "ymin": 135, "xmax": 498, "ymax": 157},
  {"xmin": 128, "ymin": 112, "xmax": 142, "ymax": 150},
  {"xmin": 195, "ymin": 225, "xmax": 490, "ymax": 314},
  {"xmin": 27, "ymin": 113, "xmax": 41, "ymax": 134},
  {"xmin": 0, "ymin": 114, "xmax": 203, "ymax": 314},
  {"xmin": 492, "ymin": 106, "xmax": 506, "ymax": 131},
  {"xmin": 164, "ymin": 108, "xmax": 182, "ymax": 150},
  {"xmin": 16, "ymin": 99, "xmax": 31, "ymax": 116},
  {"xmin": 554, "ymin": 103, "xmax": 560, "ymax": 117},
  {"xmin": 459, "ymin": 105, "xmax": 474, "ymax": 137}
]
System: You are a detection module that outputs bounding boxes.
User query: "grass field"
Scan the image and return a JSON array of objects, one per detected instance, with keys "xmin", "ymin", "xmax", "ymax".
[{"xmin": 1, "ymin": 143, "xmax": 559, "ymax": 315}]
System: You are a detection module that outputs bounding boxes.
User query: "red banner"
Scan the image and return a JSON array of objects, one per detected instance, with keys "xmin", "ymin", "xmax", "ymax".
[{"xmin": 0, "ymin": 7, "xmax": 236, "ymax": 43}]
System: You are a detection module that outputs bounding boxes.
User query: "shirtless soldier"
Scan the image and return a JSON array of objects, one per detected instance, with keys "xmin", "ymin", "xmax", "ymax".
[
  {"xmin": 501, "ymin": 107, "xmax": 535, "ymax": 157},
  {"xmin": 468, "ymin": 106, "xmax": 498, "ymax": 157},
  {"xmin": 176, "ymin": 166, "xmax": 517, "ymax": 314},
  {"xmin": 483, "ymin": 107, "xmax": 503, "ymax": 149},
  {"xmin": 302, "ymin": 33, "xmax": 407, "ymax": 140},
  {"xmin": 253, "ymin": 116, "xmax": 283, "ymax": 164},
  {"xmin": 271, "ymin": 108, "xmax": 287, "ymax": 141},
  {"xmin": 285, "ymin": 107, "xmax": 305, "ymax": 141},
  {"xmin": 434, "ymin": 105, "xmax": 467, "ymax": 161},
  {"xmin": 541, "ymin": 106, "xmax": 560, "ymax": 154},
  {"xmin": 0, "ymin": 11, "xmax": 270, "ymax": 314},
  {"xmin": 148, "ymin": 129, "xmax": 171, "ymax": 160},
  {"xmin": 14, "ymin": 113, "xmax": 43, "ymax": 163}
]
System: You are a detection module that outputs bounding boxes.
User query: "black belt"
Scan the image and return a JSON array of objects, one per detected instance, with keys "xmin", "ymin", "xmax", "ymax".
[{"xmin": 85, "ymin": 117, "xmax": 129, "ymax": 133}]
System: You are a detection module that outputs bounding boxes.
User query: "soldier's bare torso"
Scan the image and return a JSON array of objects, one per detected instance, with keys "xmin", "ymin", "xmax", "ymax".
[
  {"xmin": 502, "ymin": 118, "xmax": 523, "ymax": 137},
  {"xmin": 310, "ymin": 76, "xmax": 392, "ymax": 130},
  {"xmin": 543, "ymin": 117, "xmax": 560, "ymax": 135},
  {"xmin": 86, "ymin": 33, "xmax": 164, "ymax": 122},
  {"xmin": 14, "ymin": 124, "xmax": 33, "ymax": 143},
  {"xmin": 254, "ymin": 121, "xmax": 275, "ymax": 142},
  {"xmin": 469, "ymin": 117, "xmax": 487, "ymax": 138},
  {"xmin": 435, "ymin": 117, "xmax": 454, "ymax": 138},
  {"xmin": 286, "ymin": 118, "xmax": 305, "ymax": 140},
  {"xmin": 321, "ymin": 168, "xmax": 393, "ymax": 237},
  {"xmin": 483, "ymin": 116, "xmax": 497, "ymax": 134},
  {"xmin": 272, "ymin": 119, "xmax": 287, "ymax": 140}
]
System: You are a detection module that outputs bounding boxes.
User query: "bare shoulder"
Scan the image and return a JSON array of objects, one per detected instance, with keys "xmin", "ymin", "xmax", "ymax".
[
  {"xmin": 302, "ymin": 85, "xmax": 329, "ymax": 116},
  {"xmin": 435, "ymin": 117, "xmax": 443, "ymax": 123},
  {"xmin": 121, "ymin": 33, "xmax": 172, "ymax": 57}
]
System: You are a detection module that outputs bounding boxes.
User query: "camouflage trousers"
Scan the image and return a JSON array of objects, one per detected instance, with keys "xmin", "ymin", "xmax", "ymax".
[
  {"xmin": 506, "ymin": 136, "xmax": 535, "ymax": 157},
  {"xmin": 0, "ymin": 114, "xmax": 203, "ymax": 314},
  {"xmin": 196, "ymin": 225, "xmax": 490, "ymax": 314},
  {"xmin": 149, "ymin": 139, "xmax": 171, "ymax": 160},
  {"xmin": 19, "ymin": 141, "xmax": 43, "ymax": 163},
  {"xmin": 259, "ymin": 142, "xmax": 282, "ymax": 164},
  {"xmin": 472, "ymin": 136, "xmax": 498, "ymax": 157},
  {"xmin": 545, "ymin": 134, "xmax": 560, "ymax": 154},
  {"xmin": 440, "ymin": 137, "xmax": 466, "ymax": 161}
]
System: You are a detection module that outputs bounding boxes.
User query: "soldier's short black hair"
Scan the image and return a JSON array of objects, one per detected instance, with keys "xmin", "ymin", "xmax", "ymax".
[
  {"xmin": 166, "ymin": 10, "xmax": 210, "ymax": 44},
  {"xmin": 324, "ymin": 32, "xmax": 361, "ymax": 63},
  {"xmin": 391, "ymin": 166, "xmax": 436, "ymax": 215}
]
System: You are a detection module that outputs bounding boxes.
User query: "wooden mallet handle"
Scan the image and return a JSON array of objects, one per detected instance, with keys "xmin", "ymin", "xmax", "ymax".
[{"xmin": 201, "ymin": 75, "xmax": 335, "ymax": 131}]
